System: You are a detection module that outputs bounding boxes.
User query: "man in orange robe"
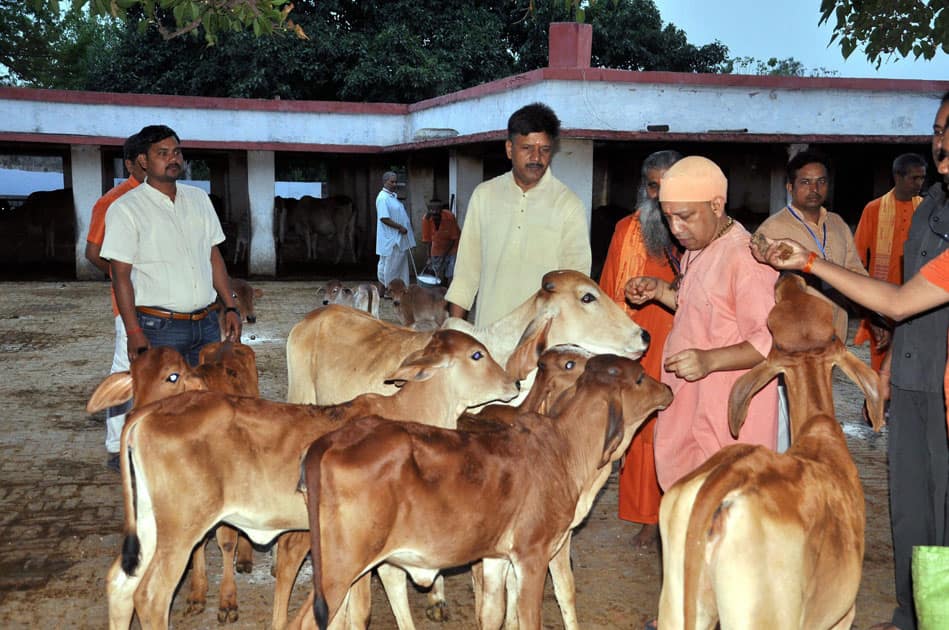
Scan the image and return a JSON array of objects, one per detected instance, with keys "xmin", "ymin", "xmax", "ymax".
[
  {"xmin": 853, "ymin": 153, "xmax": 927, "ymax": 372},
  {"xmin": 598, "ymin": 150, "xmax": 681, "ymax": 548}
]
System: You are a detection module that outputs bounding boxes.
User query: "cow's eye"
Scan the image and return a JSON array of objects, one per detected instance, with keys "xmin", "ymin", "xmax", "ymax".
[
  {"xmin": 565, "ymin": 360, "xmax": 576, "ymax": 370},
  {"xmin": 167, "ymin": 373, "xmax": 180, "ymax": 383},
  {"xmin": 581, "ymin": 293, "xmax": 596, "ymax": 303},
  {"xmin": 635, "ymin": 371, "xmax": 644, "ymax": 385},
  {"xmin": 471, "ymin": 351, "xmax": 483, "ymax": 361}
]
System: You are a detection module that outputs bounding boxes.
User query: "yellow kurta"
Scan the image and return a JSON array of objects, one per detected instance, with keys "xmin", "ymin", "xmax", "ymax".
[{"xmin": 446, "ymin": 169, "xmax": 591, "ymax": 327}]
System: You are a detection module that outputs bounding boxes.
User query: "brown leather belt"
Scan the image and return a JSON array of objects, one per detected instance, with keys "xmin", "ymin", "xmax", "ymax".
[{"xmin": 136, "ymin": 305, "xmax": 213, "ymax": 321}]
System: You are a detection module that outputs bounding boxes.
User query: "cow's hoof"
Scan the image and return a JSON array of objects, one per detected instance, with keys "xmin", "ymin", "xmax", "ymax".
[
  {"xmin": 217, "ymin": 606, "xmax": 239, "ymax": 624},
  {"xmin": 235, "ymin": 559, "xmax": 253, "ymax": 574},
  {"xmin": 185, "ymin": 600, "xmax": 206, "ymax": 616},
  {"xmin": 425, "ymin": 602, "xmax": 449, "ymax": 622}
]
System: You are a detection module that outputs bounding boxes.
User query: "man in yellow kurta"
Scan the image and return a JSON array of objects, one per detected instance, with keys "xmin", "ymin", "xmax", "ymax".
[
  {"xmin": 599, "ymin": 149, "xmax": 681, "ymax": 548},
  {"xmin": 853, "ymin": 153, "xmax": 927, "ymax": 371},
  {"xmin": 446, "ymin": 103, "xmax": 591, "ymax": 326}
]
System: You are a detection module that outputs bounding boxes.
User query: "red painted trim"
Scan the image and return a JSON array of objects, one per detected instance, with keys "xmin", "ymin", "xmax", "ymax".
[
  {"xmin": 0, "ymin": 132, "xmax": 384, "ymax": 154},
  {"xmin": 384, "ymin": 128, "xmax": 930, "ymax": 152},
  {"xmin": 5, "ymin": 128, "xmax": 925, "ymax": 155}
]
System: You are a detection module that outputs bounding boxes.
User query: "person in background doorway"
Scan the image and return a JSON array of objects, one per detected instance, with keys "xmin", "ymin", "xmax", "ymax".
[
  {"xmin": 375, "ymin": 171, "xmax": 415, "ymax": 289},
  {"xmin": 84, "ymin": 132, "xmax": 146, "ymax": 472}
]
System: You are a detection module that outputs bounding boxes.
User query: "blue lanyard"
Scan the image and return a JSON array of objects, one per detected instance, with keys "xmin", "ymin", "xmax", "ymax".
[{"xmin": 786, "ymin": 205, "xmax": 827, "ymax": 258}]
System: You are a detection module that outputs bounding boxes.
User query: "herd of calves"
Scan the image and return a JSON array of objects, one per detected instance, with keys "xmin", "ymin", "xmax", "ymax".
[{"xmin": 88, "ymin": 269, "xmax": 882, "ymax": 630}]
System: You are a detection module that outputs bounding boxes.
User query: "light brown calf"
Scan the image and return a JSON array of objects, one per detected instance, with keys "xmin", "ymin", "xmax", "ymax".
[
  {"xmin": 214, "ymin": 278, "xmax": 263, "ymax": 340},
  {"xmin": 100, "ymin": 330, "xmax": 520, "ymax": 630},
  {"xmin": 294, "ymin": 354, "xmax": 673, "ymax": 630},
  {"xmin": 387, "ymin": 280, "xmax": 449, "ymax": 330},
  {"xmin": 658, "ymin": 274, "xmax": 884, "ymax": 630},
  {"xmin": 88, "ymin": 342, "xmax": 260, "ymax": 624},
  {"xmin": 286, "ymin": 270, "xmax": 651, "ymax": 406}
]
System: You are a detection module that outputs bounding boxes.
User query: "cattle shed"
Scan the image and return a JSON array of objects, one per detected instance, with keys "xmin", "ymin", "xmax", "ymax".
[{"xmin": 0, "ymin": 23, "xmax": 946, "ymax": 279}]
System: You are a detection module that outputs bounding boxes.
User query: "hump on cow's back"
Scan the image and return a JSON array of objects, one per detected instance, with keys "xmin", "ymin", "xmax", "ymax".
[{"xmin": 768, "ymin": 273, "xmax": 836, "ymax": 351}]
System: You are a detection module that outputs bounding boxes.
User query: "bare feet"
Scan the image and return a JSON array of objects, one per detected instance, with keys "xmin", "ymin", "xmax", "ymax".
[{"xmin": 631, "ymin": 523, "xmax": 659, "ymax": 549}]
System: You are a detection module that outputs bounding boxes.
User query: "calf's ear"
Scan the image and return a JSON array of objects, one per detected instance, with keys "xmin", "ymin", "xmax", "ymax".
[
  {"xmin": 505, "ymin": 319, "xmax": 552, "ymax": 381},
  {"xmin": 835, "ymin": 348, "xmax": 885, "ymax": 431},
  {"xmin": 87, "ymin": 372, "xmax": 134, "ymax": 413},
  {"xmin": 597, "ymin": 399, "xmax": 625, "ymax": 468},
  {"xmin": 384, "ymin": 347, "xmax": 449, "ymax": 383},
  {"xmin": 728, "ymin": 360, "xmax": 781, "ymax": 438}
]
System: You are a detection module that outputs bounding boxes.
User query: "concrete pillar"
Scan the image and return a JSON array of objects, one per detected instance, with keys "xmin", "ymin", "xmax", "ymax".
[
  {"xmin": 448, "ymin": 150, "xmax": 483, "ymax": 227},
  {"xmin": 71, "ymin": 144, "xmax": 103, "ymax": 279},
  {"xmin": 769, "ymin": 162, "xmax": 788, "ymax": 215},
  {"xmin": 552, "ymin": 138, "xmax": 594, "ymax": 227},
  {"xmin": 769, "ymin": 143, "xmax": 806, "ymax": 214},
  {"xmin": 406, "ymin": 156, "xmax": 436, "ymax": 270},
  {"xmin": 246, "ymin": 150, "xmax": 276, "ymax": 276}
]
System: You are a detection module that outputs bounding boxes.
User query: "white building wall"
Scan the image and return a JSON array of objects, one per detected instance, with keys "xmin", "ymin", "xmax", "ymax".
[{"xmin": 552, "ymin": 138, "xmax": 594, "ymax": 226}]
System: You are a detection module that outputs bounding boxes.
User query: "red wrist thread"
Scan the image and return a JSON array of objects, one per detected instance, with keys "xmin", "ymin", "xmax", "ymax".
[
  {"xmin": 126, "ymin": 326, "xmax": 143, "ymax": 335},
  {"xmin": 802, "ymin": 251, "xmax": 818, "ymax": 274}
]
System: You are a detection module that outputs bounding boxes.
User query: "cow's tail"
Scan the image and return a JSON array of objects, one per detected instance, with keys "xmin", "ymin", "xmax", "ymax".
[
  {"xmin": 682, "ymin": 447, "xmax": 758, "ymax": 629},
  {"xmin": 119, "ymin": 419, "xmax": 141, "ymax": 575},
  {"xmin": 302, "ymin": 444, "xmax": 330, "ymax": 630}
]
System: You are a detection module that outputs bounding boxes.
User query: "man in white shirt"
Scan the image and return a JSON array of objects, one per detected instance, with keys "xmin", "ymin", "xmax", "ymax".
[
  {"xmin": 100, "ymin": 124, "xmax": 241, "ymax": 366},
  {"xmin": 375, "ymin": 171, "xmax": 416, "ymax": 289}
]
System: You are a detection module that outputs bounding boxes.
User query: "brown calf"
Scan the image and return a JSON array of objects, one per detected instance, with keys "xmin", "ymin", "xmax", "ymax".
[
  {"xmin": 101, "ymin": 330, "xmax": 519, "ymax": 630},
  {"xmin": 287, "ymin": 270, "xmax": 651, "ymax": 406},
  {"xmin": 295, "ymin": 354, "xmax": 673, "ymax": 630},
  {"xmin": 387, "ymin": 280, "xmax": 449, "ymax": 330},
  {"xmin": 88, "ymin": 342, "xmax": 260, "ymax": 624},
  {"xmin": 658, "ymin": 274, "xmax": 884, "ymax": 630}
]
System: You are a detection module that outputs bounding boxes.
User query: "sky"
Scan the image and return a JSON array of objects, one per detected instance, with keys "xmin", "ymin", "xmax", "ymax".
[{"xmin": 656, "ymin": 0, "xmax": 949, "ymax": 80}]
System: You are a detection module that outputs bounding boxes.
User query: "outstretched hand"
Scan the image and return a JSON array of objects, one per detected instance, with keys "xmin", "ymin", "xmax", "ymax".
[
  {"xmin": 749, "ymin": 233, "xmax": 809, "ymax": 271},
  {"xmin": 625, "ymin": 276, "xmax": 663, "ymax": 305}
]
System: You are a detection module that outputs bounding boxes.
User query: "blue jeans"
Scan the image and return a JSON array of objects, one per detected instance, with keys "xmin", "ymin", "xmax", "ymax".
[{"xmin": 137, "ymin": 309, "xmax": 220, "ymax": 367}]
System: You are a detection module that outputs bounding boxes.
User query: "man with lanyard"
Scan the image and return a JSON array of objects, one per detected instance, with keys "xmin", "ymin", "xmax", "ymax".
[
  {"xmin": 757, "ymin": 149, "xmax": 868, "ymax": 343},
  {"xmin": 100, "ymin": 124, "xmax": 241, "ymax": 365},
  {"xmin": 853, "ymin": 153, "xmax": 928, "ymax": 374}
]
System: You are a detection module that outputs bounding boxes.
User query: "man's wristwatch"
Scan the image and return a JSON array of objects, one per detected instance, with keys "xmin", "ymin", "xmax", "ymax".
[{"xmin": 224, "ymin": 306, "xmax": 241, "ymax": 317}]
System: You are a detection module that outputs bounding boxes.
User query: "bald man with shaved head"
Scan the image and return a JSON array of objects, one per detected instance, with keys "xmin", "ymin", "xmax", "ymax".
[{"xmin": 626, "ymin": 156, "xmax": 779, "ymax": 490}]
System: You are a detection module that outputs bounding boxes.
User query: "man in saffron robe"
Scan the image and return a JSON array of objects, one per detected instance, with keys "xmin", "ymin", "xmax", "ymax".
[
  {"xmin": 598, "ymin": 149, "xmax": 681, "ymax": 548},
  {"xmin": 627, "ymin": 156, "xmax": 778, "ymax": 491},
  {"xmin": 853, "ymin": 153, "xmax": 927, "ymax": 372}
]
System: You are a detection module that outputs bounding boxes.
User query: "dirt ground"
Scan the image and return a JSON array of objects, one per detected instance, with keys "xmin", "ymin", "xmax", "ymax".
[{"xmin": 0, "ymin": 279, "xmax": 896, "ymax": 629}]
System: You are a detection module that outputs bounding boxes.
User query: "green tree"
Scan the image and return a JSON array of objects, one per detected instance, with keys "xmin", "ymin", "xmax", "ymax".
[
  {"xmin": 12, "ymin": 0, "xmax": 731, "ymax": 101},
  {"xmin": 819, "ymin": 0, "xmax": 949, "ymax": 66},
  {"xmin": 505, "ymin": 0, "xmax": 729, "ymax": 74},
  {"xmin": 1, "ymin": 0, "xmax": 63, "ymax": 85},
  {"xmin": 726, "ymin": 56, "xmax": 838, "ymax": 78}
]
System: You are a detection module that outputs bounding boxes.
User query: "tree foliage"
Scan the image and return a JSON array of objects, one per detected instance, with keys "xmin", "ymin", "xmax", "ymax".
[
  {"xmin": 8, "ymin": 0, "xmax": 731, "ymax": 101},
  {"xmin": 819, "ymin": 0, "xmax": 949, "ymax": 66},
  {"xmin": 726, "ymin": 56, "xmax": 838, "ymax": 78}
]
